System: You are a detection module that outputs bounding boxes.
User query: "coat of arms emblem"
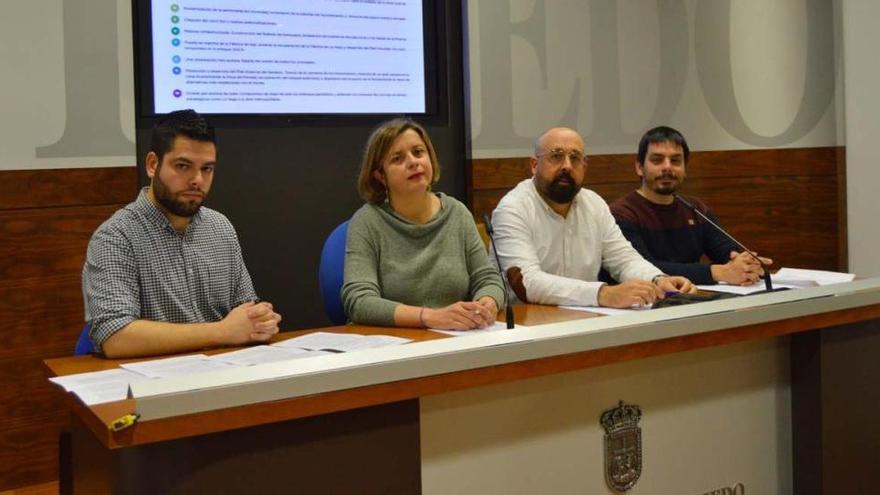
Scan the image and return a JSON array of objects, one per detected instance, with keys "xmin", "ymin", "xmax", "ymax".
[{"xmin": 601, "ymin": 401, "xmax": 643, "ymax": 492}]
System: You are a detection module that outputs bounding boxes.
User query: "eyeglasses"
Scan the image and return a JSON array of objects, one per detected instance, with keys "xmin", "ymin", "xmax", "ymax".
[{"xmin": 536, "ymin": 148, "xmax": 588, "ymax": 167}]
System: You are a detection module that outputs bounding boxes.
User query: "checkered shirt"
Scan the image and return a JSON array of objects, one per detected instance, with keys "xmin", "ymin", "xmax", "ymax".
[{"xmin": 82, "ymin": 188, "xmax": 257, "ymax": 353}]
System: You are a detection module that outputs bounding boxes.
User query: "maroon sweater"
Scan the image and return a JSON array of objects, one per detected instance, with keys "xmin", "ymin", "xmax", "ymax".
[{"xmin": 609, "ymin": 191, "xmax": 738, "ymax": 285}]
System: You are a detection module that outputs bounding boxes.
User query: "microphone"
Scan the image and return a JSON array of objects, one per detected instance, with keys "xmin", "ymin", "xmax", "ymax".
[
  {"xmin": 482, "ymin": 214, "xmax": 515, "ymax": 329},
  {"xmin": 674, "ymin": 194, "xmax": 781, "ymax": 292}
]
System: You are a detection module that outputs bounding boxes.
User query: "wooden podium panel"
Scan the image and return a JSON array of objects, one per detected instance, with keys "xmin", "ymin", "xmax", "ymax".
[
  {"xmin": 792, "ymin": 318, "xmax": 880, "ymax": 495},
  {"xmin": 69, "ymin": 399, "xmax": 420, "ymax": 495}
]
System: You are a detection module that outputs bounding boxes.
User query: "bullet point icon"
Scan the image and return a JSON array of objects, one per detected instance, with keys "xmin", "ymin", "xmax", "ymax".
[
  {"xmin": 173, "ymin": 67, "xmax": 181, "ymax": 75},
  {"xmin": 172, "ymin": 55, "xmax": 181, "ymax": 63},
  {"xmin": 171, "ymin": 4, "xmax": 179, "ymax": 12},
  {"xmin": 171, "ymin": 15, "xmax": 179, "ymax": 24},
  {"xmin": 171, "ymin": 27, "xmax": 180, "ymax": 35},
  {"xmin": 173, "ymin": 89, "xmax": 182, "ymax": 98},
  {"xmin": 172, "ymin": 38, "xmax": 180, "ymax": 46}
]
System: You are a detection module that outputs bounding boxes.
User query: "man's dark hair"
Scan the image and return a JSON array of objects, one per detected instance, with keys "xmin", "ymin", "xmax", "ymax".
[
  {"xmin": 637, "ymin": 126, "xmax": 689, "ymax": 165},
  {"xmin": 150, "ymin": 109, "xmax": 216, "ymax": 164}
]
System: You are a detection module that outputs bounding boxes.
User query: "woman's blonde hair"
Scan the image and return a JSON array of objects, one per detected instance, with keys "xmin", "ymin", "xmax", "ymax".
[{"xmin": 357, "ymin": 118, "xmax": 441, "ymax": 204}]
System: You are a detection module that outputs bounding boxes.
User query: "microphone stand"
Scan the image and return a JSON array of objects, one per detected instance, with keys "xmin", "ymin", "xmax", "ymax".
[
  {"xmin": 674, "ymin": 195, "xmax": 783, "ymax": 293},
  {"xmin": 482, "ymin": 214, "xmax": 515, "ymax": 329}
]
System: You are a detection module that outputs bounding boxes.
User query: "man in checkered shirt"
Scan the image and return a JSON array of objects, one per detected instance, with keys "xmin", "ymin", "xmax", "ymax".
[{"xmin": 82, "ymin": 109, "xmax": 281, "ymax": 358}]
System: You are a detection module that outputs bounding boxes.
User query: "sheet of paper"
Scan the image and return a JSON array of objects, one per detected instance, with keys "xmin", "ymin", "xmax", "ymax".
[
  {"xmin": 331, "ymin": 335, "xmax": 412, "ymax": 351},
  {"xmin": 273, "ymin": 332, "xmax": 366, "ymax": 351},
  {"xmin": 696, "ymin": 282, "xmax": 798, "ymax": 295},
  {"xmin": 121, "ymin": 354, "xmax": 238, "ymax": 379},
  {"xmin": 73, "ymin": 383, "xmax": 136, "ymax": 406},
  {"xmin": 273, "ymin": 332, "xmax": 411, "ymax": 352},
  {"xmin": 209, "ymin": 345, "xmax": 326, "ymax": 366},
  {"xmin": 50, "ymin": 367, "xmax": 146, "ymax": 391},
  {"xmin": 559, "ymin": 305, "xmax": 649, "ymax": 316},
  {"xmin": 773, "ymin": 267, "xmax": 856, "ymax": 286},
  {"xmin": 430, "ymin": 321, "xmax": 529, "ymax": 337},
  {"xmin": 49, "ymin": 368, "xmax": 149, "ymax": 405}
]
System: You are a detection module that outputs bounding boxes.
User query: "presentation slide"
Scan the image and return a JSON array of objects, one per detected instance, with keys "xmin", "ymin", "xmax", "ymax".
[{"xmin": 152, "ymin": 0, "xmax": 426, "ymax": 114}]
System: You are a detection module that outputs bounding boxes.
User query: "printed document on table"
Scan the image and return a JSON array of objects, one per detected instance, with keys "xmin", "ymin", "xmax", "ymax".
[
  {"xmin": 209, "ymin": 345, "xmax": 330, "ymax": 367},
  {"xmin": 696, "ymin": 281, "xmax": 798, "ymax": 295},
  {"xmin": 273, "ymin": 332, "xmax": 411, "ymax": 352},
  {"xmin": 49, "ymin": 368, "xmax": 149, "ymax": 405},
  {"xmin": 121, "ymin": 354, "xmax": 239, "ymax": 379},
  {"xmin": 334, "ymin": 335, "xmax": 412, "ymax": 351},
  {"xmin": 559, "ymin": 305, "xmax": 647, "ymax": 316},
  {"xmin": 431, "ymin": 321, "xmax": 529, "ymax": 337},
  {"xmin": 772, "ymin": 267, "xmax": 856, "ymax": 286}
]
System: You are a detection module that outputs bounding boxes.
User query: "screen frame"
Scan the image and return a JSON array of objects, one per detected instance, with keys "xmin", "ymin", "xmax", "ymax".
[{"xmin": 132, "ymin": 0, "xmax": 448, "ymax": 129}]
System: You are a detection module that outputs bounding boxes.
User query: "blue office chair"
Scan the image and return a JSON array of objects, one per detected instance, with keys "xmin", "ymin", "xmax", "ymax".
[
  {"xmin": 74, "ymin": 324, "xmax": 94, "ymax": 356},
  {"xmin": 319, "ymin": 220, "xmax": 350, "ymax": 325}
]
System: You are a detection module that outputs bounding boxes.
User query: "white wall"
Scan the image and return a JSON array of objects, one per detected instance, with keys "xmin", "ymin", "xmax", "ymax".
[{"xmin": 843, "ymin": 1, "xmax": 880, "ymax": 276}]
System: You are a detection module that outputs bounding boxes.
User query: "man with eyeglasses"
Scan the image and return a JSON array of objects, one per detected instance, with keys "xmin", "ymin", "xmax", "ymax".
[
  {"xmin": 608, "ymin": 126, "xmax": 772, "ymax": 286},
  {"xmin": 490, "ymin": 127, "xmax": 695, "ymax": 309}
]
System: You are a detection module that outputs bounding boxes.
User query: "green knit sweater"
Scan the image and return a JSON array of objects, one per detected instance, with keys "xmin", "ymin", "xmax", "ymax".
[{"xmin": 342, "ymin": 193, "xmax": 505, "ymax": 326}]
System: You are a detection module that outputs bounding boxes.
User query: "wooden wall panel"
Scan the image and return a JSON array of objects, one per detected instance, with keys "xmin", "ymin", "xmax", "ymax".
[
  {"xmin": 0, "ymin": 167, "xmax": 135, "ymax": 491},
  {"xmin": 0, "ymin": 416, "xmax": 69, "ymax": 491},
  {"xmin": 0, "ymin": 207, "xmax": 121, "ymax": 284},
  {"xmin": 471, "ymin": 147, "xmax": 839, "ymax": 190},
  {"xmin": 0, "ymin": 167, "xmax": 136, "ymax": 210},
  {"xmin": 0, "ymin": 276, "xmax": 89, "ymax": 361},
  {"xmin": 471, "ymin": 146, "xmax": 846, "ymax": 272}
]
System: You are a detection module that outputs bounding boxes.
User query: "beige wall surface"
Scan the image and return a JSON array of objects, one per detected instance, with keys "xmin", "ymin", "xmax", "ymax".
[
  {"xmin": 842, "ymin": 1, "xmax": 880, "ymax": 277},
  {"xmin": 421, "ymin": 338, "xmax": 791, "ymax": 494},
  {"xmin": 0, "ymin": 0, "xmax": 135, "ymax": 170},
  {"xmin": 466, "ymin": 0, "xmax": 844, "ymax": 158}
]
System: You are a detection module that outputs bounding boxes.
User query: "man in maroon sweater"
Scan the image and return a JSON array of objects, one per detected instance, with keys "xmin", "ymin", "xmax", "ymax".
[{"xmin": 609, "ymin": 126, "xmax": 772, "ymax": 286}]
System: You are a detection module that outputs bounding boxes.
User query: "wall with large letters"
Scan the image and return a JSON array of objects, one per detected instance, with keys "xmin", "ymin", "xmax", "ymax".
[{"xmin": 466, "ymin": 0, "xmax": 843, "ymax": 157}]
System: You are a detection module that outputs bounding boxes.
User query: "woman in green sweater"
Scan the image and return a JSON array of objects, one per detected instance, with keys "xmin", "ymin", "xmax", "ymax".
[{"xmin": 342, "ymin": 119, "xmax": 505, "ymax": 330}]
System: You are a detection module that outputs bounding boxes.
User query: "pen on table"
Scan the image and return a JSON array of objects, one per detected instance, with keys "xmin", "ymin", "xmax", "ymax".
[{"xmin": 110, "ymin": 413, "xmax": 140, "ymax": 432}]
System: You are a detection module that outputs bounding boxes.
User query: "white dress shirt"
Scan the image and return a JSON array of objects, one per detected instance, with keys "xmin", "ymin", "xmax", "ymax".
[{"xmin": 491, "ymin": 179, "xmax": 663, "ymax": 306}]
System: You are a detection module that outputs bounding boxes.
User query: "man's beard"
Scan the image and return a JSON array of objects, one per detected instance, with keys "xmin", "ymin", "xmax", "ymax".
[
  {"xmin": 541, "ymin": 171, "xmax": 581, "ymax": 204},
  {"xmin": 650, "ymin": 174, "xmax": 679, "ymax": 195},
  {"xmin": 152, "ymin": 174, "xmax": 205, "ymax": 217}
]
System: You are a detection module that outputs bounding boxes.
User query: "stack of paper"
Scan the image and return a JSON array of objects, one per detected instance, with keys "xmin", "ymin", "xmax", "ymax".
[
  {"xmin": 772, "ymin": 267, "xmax": 856, "ymax": 287},
  {"xmin": 698, "ymin": 267, "xmax": 855, "ymax": 295},
  {"xmin": 49, "ymin": 368, "xmax": 149, "ymax": 406},
  {"xmin": 209, "ymin": 345, "xmax": 331, "ymax": 367},
  {"xmin": 50, "ymin": 331, "xmax": 412, "ymax": 405}
]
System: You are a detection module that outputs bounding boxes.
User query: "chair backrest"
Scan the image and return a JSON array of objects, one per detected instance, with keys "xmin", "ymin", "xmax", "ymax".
[
  {"xmin": 74, "ymin": 324, "xmax": 93, "ymax": 356},
  {"xmin": 476, "ymin": 221, "xmax": 490, "ymax": 251},
  {"xmin": 318, "ymin": 220, "xmax": 350, "ymax": 325}
]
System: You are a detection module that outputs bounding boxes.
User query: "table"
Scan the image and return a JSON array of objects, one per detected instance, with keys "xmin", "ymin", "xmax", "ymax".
[{"xmin": 46, "ymin": 281, "xmax": 880, "ymax": 494}]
